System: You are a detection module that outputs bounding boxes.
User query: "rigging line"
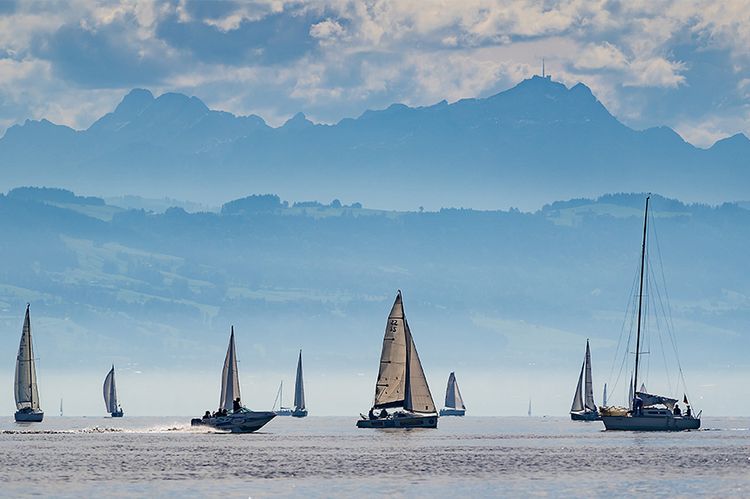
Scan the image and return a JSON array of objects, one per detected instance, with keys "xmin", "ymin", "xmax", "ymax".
[
  {"xmin": 651, "ymin": 214, "xmax": 690, "ymax": 397},
  {"xmin": 650, "ymin": 262, "xmax": 674, "ymax": 395},
  {"xmin": 608, "ymin": 255, "xmax": 641, "ymax": 394}
]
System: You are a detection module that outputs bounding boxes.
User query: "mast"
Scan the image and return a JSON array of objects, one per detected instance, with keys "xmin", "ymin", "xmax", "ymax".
[{"xmin": 633, "ymin": 195, "xmax": 650, "ymax": 401}]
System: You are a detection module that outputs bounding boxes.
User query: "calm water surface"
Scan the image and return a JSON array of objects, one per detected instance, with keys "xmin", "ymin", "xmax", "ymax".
[{"xmin": 1, "ymin": 416, "xmax": 748, "ymax": 497}]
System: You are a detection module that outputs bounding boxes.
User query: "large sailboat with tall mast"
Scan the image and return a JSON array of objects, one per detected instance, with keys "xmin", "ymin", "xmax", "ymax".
[
  {"xmin": 14, "ymin": 304, "xmax": 44, "ymax": 422},
  {"xmin": 439, "ymin": 372, "xmax": 466, "ymax": 416},
  {"xmin": 291, "ymin": 350, "xmax": 307, "ymax": 418},
  {"xmin": 103, "ymin": 365, "xmax": 124, "ymax": 417},
  {"xmin": 570, "ymin": 340, "xmax": 599, "ymax": 421},
  {"xmin": 191, "ymin": 326, "xmax": 276, "ymax": 433},
  {"xmin": 357, "ymin": 291, "xmax": 438, "ymax": 429},
  {"xmin": 601, "ymin": 196, "xmax": 700, "ymax": 431}
]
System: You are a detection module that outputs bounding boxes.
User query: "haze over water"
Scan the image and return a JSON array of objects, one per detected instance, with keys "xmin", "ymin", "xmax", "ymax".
[{"xmin": 1, "ymin": 416, "xmax": 748, "ymax": 497}]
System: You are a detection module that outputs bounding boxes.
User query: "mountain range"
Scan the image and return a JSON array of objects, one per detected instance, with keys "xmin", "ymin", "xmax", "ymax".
[{"xmin": 1, "ymin": 76, "xmax": 748, "ymax": 210}]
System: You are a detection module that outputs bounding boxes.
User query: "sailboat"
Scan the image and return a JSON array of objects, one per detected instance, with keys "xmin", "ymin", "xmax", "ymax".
[
  {"xmin": 357, "ymin": 291, "xmax": 438, "ymax": 429},
  {"xmin": 528, "ymin": 399, "xmax": 532, "ymax": 417},
  {"xmin": 60, "ymin": 398, "xmax": 63, "ymax": 417},
  {"xmin": 272, "ymin": 381, "xmax": 293, "ymax": 416},
  {"xmin": 191, "ymin": 326, "xmax": 276, "ymax": 433},
  {"xmin": 570, "ymin": 339, "xmax": 599, "ymax": 421},
  {"xmin": 103, "ymin": 365, "xmax": 124, "ymax": 417},
  {"xmin": 439, "ymin": 372, "xmax": 466, "ymax": 416},
  {"xmin": 14, "ymin": 304, "xmax": 44, "ymax": 422},
  {"xmin": 291, "ymin": 349, "xmax": 307, "ymax": 418},
  {"xmin": 601, "ymin": 196, "xmax": 700, "ymax": 431}
]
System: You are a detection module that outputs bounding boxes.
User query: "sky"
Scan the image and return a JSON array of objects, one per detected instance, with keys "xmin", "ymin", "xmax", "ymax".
[{"xmin": 0, "ymin": 0, "xmax": 749, "ymax": 147}]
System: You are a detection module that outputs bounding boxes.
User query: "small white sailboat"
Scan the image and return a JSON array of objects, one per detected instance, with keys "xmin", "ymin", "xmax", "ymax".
[
  {"xmin": 570, "ymin": 339, "xmax": 599, "ymax": 421},
  {"xmin": 191, "ymin": 326, "xmax": 276, "ymax": 433},
  {"xmin": 439, "ymin": 372, "xmax": 466, "ymax": 416},
  {"xmin": 103, "ymin": 365, "xmax": 124, "ymax": 417},
  {"xmin": 357, "ymin": 291, "xmax": 438, "ymax": 429},
  {"xmin": 528, "ymin": 399, "xmax": 532, "ymax": 417},
  {"xmin": 272, "ymin": 381, "xmax": 293, "ymax": 416},
  {"xmin": 291, "ymin": 349, "xmax": 307, "ymax": 418},
  {"xmin": 59, "ymin": 398, "xmax": 63, "ymax": 417},
  {"xmin": 601, "ymin": 196, "xmax": 700, "ymax": 431},
  {"xmin": 14, "ymin": 304, "xmax": 44, "ymax": 422}
]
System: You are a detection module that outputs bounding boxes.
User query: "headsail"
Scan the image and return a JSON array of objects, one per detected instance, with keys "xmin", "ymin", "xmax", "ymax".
[
  {"xmin": 603, "ymin": 383, "xmax": 608, "ymax": 407},
  {"xmin": 570, "ymin": 361, "xmax": 585, "ymax": 412},
  {"xmin": 294, "ymin": 350, "xmax": 305, "ymax": 411},
  {"xmin": 103, "ymin": 365, "xmax": 119, "ymax": 413},
  {"xmin": 444, "ymin": 372, "xmax": 466, "ymax": 410},
  {"xmin": 219, "ymin": 326, "xmax": 241, "ymax": 412},
  {"xmin": 584, "ymin": 340, "xmax": 597, "ymax": 412},
  {"xmin": 403, "ymin": 314, "xmax": 436, "ymax": 414},
  {"xmin": 14, "ymin": 305, "xmax": 40, "ymax": 411},
  {"xmin": 373, "ymin": 292, "xmax": 407, "ymax": 409}
]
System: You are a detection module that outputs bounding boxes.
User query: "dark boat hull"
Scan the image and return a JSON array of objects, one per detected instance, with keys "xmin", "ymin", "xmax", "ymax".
[
  {"xmin": 191, "ymin": 411, "xmax": 276, "ymax": 433},
  {"xmin": 439, "ymin": 408, "xmax": 465, "ymax": 416},
  {"xmin": 15, "ymin": 409, "xmax": 44, "ymax": 422},
  {"xmin": 570, "ymin": 411, "xmax": 600, "ymax": 421},
  {"xmin": 602, "ymin": 415, "xmax": 700, "ymax": 431},
  {"xmin": 291, "ymin": 409, "xmax": 308, "ymax": 418},
  {"xmin": 357, "ymin": 414, "xmax": 438, "ymax": 429},
  {"xmin": 111, "ymin": 411, "xmax": 124, "ymax": 418}
]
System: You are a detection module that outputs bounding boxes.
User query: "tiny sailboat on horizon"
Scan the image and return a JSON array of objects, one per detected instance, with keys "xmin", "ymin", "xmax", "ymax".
[
  {"xmin": 357, "ymin": 290, "xmax": 438, "ymax": 429},
  {"xmin": 14, "ymin": 304, "xmax": 44, "ymax": 423},
  {"xmin": 439, "ymin": 372, "xmax": 466, "ymax": 416},
  {"xmin": 191, "ymin": 326, "xmax": 276, "ymax": 433},
  {"xmin": 103, "ymin": 365, "xmax": 124, "ymax": 417}
]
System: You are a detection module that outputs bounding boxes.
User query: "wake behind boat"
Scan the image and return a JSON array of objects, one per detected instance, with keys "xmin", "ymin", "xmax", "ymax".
[
  {"xmin": 357, "ymin": 291, "xmax": 439, "ymax": 429},
  {"xmin": 191, "ymin": 326, "xmax": 276, "ymax": 433},
  {"xmin": 439, "ymin": 372, "xmax": 466, "ymax": 416},
  {"xmin": 14, "ymin": 304, "xmax": 43, "ymax": 423},
  {"xmin": 570, "ymin": 340, "xmax": 599, "ymax": 421},
  {"xmin": 103, "ymin": 365, "xmax": 124, "ymax": 417},
  {"xmin": 600, "ymin": 196, "xmax": 700, "ymax": 431}
]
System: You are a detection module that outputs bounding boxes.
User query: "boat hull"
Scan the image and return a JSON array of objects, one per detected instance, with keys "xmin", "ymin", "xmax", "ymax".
[
  {"xmin": 15, "ymin": 409, "xmax": 44, "ymax": 422},
  {"xmin": 570, "ymin": 411, "xmax": 600, "ymax": 421},
  {"xmin": 291, "ymin": 409, "xmax": 308, "ymax": 418},
  {"xmin": 191, "ymin": 411, "xmax": 276, "ymax": 433},
  {"xmin": 111, "ymin": 411, "xmax": 124, "ymax": 418},
  {"xmin": 275, "ymin": 409, "xmax": 293, "ymax": 416},
  {"xmin": 439, "ymin": 408, "xmax": 465, "ymax": 416},
  {"xmin": 602, "ymin": 415, "xmax": 700, "ymax": 431},
  {"xmin": 357, "ymin": 414, "xmax": 438, "ymax": 429}
]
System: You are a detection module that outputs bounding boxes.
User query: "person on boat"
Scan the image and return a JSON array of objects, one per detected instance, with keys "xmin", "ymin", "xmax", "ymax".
[
  {"xmin": 203, "ymin": 411, "xmax": 211, "ymax": 420},
  {"xmin": 633, "ymin": 396, "xmax": 643, "ymax": 416},
  {"xmin": 379, "ymin": 408, "xmax": 388, "ymax": 419},
  {"xmin": 686, "ymin": 404, "xmax": 692, "ymax": 418},
  {"xmin": 673, "ymin": 403, "xmax": 682, "ymax": 416},
  {"xmin": 368, "ymin": 408, "xmax": 377, "ymax": 420},
  {"xmin": 233, "ymin": 397, "xmax": 241, "ymax": 413}
]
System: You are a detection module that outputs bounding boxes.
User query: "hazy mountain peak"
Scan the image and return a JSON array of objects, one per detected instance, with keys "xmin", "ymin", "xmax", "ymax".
[
  {"xmin": 113, "ymin": 88, "xmax": 154, "ymax": 116},
  {"xmin": 282, "ymin": 111, "xmax": 314, "ymax": 129}
]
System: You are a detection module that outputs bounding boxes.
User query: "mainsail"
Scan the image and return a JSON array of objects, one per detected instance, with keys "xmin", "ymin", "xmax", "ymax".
[
  {"xmin": 294, "ymin": 349, "xmax": 305, "ymax": 411},
  {"xmin": 373, "ymin": 291, "xmax": 436, "ymax": 414},
  {"xmin": 103, "ymin": 365, "xmax": 119, "ymax": 413},
  {"xmin": 570, "ymin": 361, "xmax": 585, "ymax": 412},
  {"xmin": 14, "ymin": 305, "xmax": 40, "ymax": 411},
  {"xmin": 571, "ymin": 339, "xmax": 596, "ymax": 413},
  {"xmin": 219, "ymin": 326, "xmax": 241, "ymax": 411},
  {"xmin": 603, "ymin": 383, "xmax": 608, "ymax": 407},
  {"xmin": 444, "ymin": 372, "xmax": 466, "ymax": 410},
  {"xmin": 584, "ymin": 340, "xmax": 596, "ymax": 412}
]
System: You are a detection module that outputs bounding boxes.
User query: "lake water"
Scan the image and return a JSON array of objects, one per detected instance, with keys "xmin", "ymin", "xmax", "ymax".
[{"xmin": 1, "ymin": 416, "xmax": 749, "ymax": 497}]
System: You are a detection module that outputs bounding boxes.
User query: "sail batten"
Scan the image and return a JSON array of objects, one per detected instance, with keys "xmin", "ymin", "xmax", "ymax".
[
  {"xmin": 14, "ymin": 305, "xmax": 40, "ymax": 411},
  {"xmin": 219, "ymin": 326, "xmax": 241, "ymax": 412}
]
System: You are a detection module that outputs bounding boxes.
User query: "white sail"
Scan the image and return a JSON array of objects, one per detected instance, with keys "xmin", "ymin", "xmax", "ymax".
[
  {"xmin": 570, "ymin": 361, "xmax": 585, "ymax": 412},
  {"xmin": 444, "ymin": 372, "xmax": 466, "ymax": 410},
  {"xmin": 219, "ymin": 326, "xmax": 241, "ymax": 412},
  {"xmin": 14, "ymin": 305, "xmax": 40, "ymax": 411},
  {"xmin": 403, "ymin": 315, "xmax": 436, "ymax": 414},
  {"xmin": 584, "ymin": 340, "xmax": 597, "ymax": 412},
  {"xmin": 294, "ymin": 350, "xmax": 305, "ymax": 411},
  {"xmin": 103, "ymin": 365, "xmax": 119, "ymax": 413},
  {"xmin": 373, "ymin": 292, "xmax": 407, "ymax": 408},
  {"xmin": 603, "ymin": 383, "xmax": 608, "ymax": 406},
  {"xmin": 628, "ymin": 373, "xmax": 634, "ymax": 410}
]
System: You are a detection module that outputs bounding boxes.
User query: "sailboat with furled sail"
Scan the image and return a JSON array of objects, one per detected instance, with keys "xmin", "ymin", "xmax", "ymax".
[
  {"xmin": 600, "ymin": 196, "xmax": 700, "ymax": 431},
  {"xmin": 291, "ymin": 350, "xmax": 307, "ymax": 417},
  {"xmin": 103, "ymin": 365, "xmax": 124, "ymax": 417},
  {"xmin": 14, "ymin": 304, "xmax": 43, "ymax": 422},
  {"xmin": 191, "ymin": 326, "xmax": 276, "ymax": 433},
  {"xmin": 570, "ymin": 339, "xmax": 599, "ymax": 421},
  {"xmin": 439, "ymin": 372, "xmax": 466, "ymax": 416},
  {"xmin": 357, "ymin": 291, "xmax": 438, "ymax": 429}
]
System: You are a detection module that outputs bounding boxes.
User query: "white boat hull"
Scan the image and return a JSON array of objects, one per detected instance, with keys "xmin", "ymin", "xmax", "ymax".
[
  {"xmin": 439, "ymin": 408, "xmax": 465, "ymax": 416},
  {"xmin": 15, "ymin": 409, "xmax": 44, "ymax": 422},
  {"xmin": 602, "ymin": 414, "xmax": 700, "ymax": 431},
  {"xmin": 192, "ymin": 411, "xmax": 276, "ymax": 433},
  {"xmin": 357, "ymin": 413, "xmax": 438, "ymax": 429}
]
